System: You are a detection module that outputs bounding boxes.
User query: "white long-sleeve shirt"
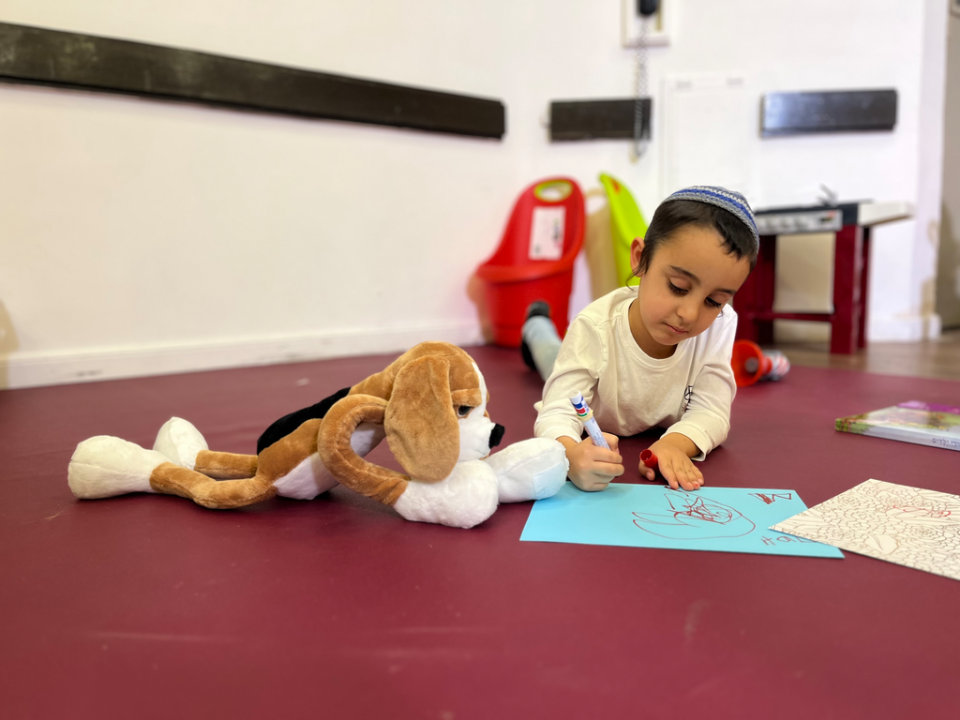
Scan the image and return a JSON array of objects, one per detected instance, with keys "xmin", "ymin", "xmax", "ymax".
[{"xmin": 534, "ymin": 286, "xmax": 738, "ymax": 459}]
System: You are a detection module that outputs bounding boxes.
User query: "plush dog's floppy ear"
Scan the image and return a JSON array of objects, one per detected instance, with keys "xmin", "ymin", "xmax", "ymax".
[
  {"xmin": 385, "ymin": 355, "xmax": 460, "ymax": 484},
  {"xmin": 349, "ymin": 341, "xmax": 466, "ymax": 401},
  {"xmin": 317, "ymin": 394, "xmax": 409, "ymax": 506}
]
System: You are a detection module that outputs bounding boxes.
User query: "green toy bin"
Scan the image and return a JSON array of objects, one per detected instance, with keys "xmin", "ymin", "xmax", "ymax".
[{"xmin": 599, "ymin": 173, "xmax": 648, "ymax": 287}]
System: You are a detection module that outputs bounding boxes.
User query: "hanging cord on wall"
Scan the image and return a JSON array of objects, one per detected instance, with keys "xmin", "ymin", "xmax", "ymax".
[{"xmin": 631, "ymin": 13, "xmax": 650, "ymax": 163}]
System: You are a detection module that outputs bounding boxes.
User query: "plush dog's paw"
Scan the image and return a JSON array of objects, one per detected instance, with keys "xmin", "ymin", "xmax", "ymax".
[
  {"xmin": 484, "ymin": 438, "xmax": 569, "ymax": 503},
  {"xmin": 68, "ymin": 436, "xmax": 169, "ymax": 499},
  {"xmin": 393, "ymin": 462, "xmax": 499, "ymax": 529},
  {"xmin": 152, "ymin": 417, "xmax": 209, "ymax": 469}
]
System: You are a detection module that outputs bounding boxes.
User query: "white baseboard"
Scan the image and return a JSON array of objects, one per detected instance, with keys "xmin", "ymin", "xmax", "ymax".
[
  {"xmin": 0, "ymin": 322, "xmax": 485, "ymax": 390},
  {"xmin": 868, "ymin": 313, "xmax": 942, "ymax": 342},
  {"xmin": 762, "ymin": 315, "xmax": 943, "ymax": 345},
  {"xmin": 773, "ymin": 321, "xmax": 831, "ymax": 344}
]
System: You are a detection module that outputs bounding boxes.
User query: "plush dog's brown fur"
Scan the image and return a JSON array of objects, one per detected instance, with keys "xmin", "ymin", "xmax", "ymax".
[{"xmin": 143, "ymin": 342, "xmax": 482, "ymax": 509}]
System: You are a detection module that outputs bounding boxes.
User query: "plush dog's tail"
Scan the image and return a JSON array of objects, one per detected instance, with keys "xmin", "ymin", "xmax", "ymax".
[{"xmin": 318, "ymin": 394, "xmax": 409, "ymax": 506}]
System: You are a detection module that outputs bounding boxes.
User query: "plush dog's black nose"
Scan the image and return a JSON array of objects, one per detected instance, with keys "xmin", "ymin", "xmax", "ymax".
[{"xmin": 489, "ymin": 424, "xmax": 505, "ymax": 449}]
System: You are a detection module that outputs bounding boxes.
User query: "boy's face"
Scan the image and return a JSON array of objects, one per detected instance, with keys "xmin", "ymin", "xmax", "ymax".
[{"xmin": 628, "ymin": 225, "xmax": 752, "ymax": 359}]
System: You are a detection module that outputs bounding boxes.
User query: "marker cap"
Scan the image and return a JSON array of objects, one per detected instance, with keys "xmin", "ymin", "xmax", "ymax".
[{"xmin": 640, "ymin": 449, "xmax": 659, "ymax": 471}]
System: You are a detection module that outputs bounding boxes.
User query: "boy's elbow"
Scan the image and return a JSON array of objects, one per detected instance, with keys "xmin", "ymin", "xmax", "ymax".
[
  {"xmin": 709, "ymin": 417, "xmax": 730, "ymax": 451},
  {"xmin": 693, "ymin": 415, "xmax": 729, "ymax": 455}
]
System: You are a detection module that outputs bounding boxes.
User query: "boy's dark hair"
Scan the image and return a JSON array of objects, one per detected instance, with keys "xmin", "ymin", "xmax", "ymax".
[{"xmin": 634, "ymin": 199, "xmax": 759, "ymax": 278}]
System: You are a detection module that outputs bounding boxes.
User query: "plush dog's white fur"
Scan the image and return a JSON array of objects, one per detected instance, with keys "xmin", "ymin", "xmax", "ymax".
[
  {"xmin": 391, "ymin": 364, "xmax": 568, "ymax": 527},
  {"xmin": 68, "ymin": 436, "xmax": 165, "ymax": 499}
]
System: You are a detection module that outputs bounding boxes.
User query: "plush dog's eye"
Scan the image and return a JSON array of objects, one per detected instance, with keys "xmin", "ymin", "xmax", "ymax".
[{"xmin": 457, "ymin": 405, "xmax": 473, "ymax": 418}]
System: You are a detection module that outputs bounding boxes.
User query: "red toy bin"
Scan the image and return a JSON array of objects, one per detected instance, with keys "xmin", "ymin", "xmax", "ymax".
[{"xmin": 474, "ymin": 177, "xmax": 585, "ymax": 347}]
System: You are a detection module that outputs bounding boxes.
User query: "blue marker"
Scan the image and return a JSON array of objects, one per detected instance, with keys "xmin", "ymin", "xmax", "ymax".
[{"xmin": 570, "ymin": 391, "xmax": 611, "ymax": 450}]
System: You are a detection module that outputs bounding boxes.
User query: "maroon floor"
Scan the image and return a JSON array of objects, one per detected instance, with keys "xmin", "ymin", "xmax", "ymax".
[{"xmin": 1, "ymin": 345, "xmax": 959, "ymax": 720}]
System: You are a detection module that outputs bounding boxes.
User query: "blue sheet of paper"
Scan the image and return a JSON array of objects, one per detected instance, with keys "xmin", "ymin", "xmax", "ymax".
[{"xmin": 521, "ymin": 483, "xmax": 844, "ymax": 558}]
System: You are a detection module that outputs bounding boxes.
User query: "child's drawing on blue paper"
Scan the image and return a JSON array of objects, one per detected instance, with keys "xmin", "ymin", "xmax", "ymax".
[
  {"xmin": 520, "ymin": 483, "xmax": 843, "ymax": 558},
  {"xmin": 632, "ymin": 493, "xmax": 756, "ymax": 540}
]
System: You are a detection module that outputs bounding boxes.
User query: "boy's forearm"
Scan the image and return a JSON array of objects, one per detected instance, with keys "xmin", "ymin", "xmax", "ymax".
[
  {"xmin": 535, "ymin": 413, "xmax": 582, "ymax": 443},
  {"xmin": 655, "ymin": 433, "xmax": 700, "ymax": 459}
]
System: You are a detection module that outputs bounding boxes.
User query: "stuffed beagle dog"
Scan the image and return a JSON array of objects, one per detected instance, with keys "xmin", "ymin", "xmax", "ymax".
[{"xmin": 68, "ymin": 342, "xmax": 568, "ymax": 528}]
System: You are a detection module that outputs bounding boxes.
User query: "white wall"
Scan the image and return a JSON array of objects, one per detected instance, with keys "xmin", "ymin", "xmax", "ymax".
[
  {"xmin": 937, "ymin": 4, "xmax": 960, "ymax": 328},
  {"xmin": 913, "ymin": 0, "xmax": 949, "ymax": 339},
  {"xmin": 771, "ymin": 0, "xmax": 947, "ymax": 343},
  {"xmin": 0, "ymin": 0, "xmax": 949, "ymax": 388}
]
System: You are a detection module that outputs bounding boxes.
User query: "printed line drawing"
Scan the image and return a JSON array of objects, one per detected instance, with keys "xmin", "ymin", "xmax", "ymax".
[
  {"xmin": 750, "ymin": 492, "xmax": 793, "ymax": 505},
  {"xmin": 633, "ymin": 492, "xmax": 756, "ymax": 540},
  {"xmin": 771, "ymin": 479, "xmax": 960, "ymax": 581},
  {"xmin": 889, "ymin": 505, "xmax": 952, "ymax": 519}
]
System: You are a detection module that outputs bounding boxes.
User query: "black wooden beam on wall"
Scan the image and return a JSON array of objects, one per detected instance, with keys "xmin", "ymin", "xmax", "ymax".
[
  {"xmin": 0, "ymin": 22, "xmax": 506, "ymax": 139},
  {"xmin": 761, "ymin": 89, "xmax": 897, "ymax": 137},
  {"xmin": 549, "ymin": 98, "xmax": 651, "ymax": 141}
]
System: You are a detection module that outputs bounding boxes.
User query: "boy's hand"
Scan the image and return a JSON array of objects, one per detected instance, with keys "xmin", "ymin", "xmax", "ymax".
[
  {"xmin": 558, "ymin": 434, "xmax": 624, "ymax": 492},
  {"xmin": 640, "ymin": 435, "xmax": 704, "ymax": 491}
]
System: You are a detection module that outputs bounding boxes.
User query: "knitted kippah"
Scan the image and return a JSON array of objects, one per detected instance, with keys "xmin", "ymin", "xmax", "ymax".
[{"xmin": 663, "ymin": 186, "xmax": 759, "ymax": 251}]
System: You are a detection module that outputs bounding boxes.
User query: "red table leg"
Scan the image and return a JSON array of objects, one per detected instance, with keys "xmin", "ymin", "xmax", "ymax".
[
  {"xmin": 733, "ymin": 234, "xmax": 776, "ymax": 344},
  {"xmin": 857, "ymin": 227, "xmax": 871, "ymax": 349},
  {"xmin": 755, "ymin": 235, "xmax": 777, "ymax": 345},
  {"xmin": 733, "ymin": 279, "xmax": 760, "ymax": 343},
  {"xmin": 831, "ymin": 224, "xmax": 864, "ymax": 354}
]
